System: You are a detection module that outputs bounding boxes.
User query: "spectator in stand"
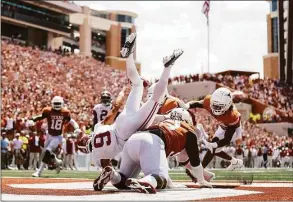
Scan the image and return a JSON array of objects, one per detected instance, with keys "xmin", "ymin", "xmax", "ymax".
[
  {"xmin": 251, "ymin": 146, "xmax": 257, "ymax": 168},
  {"xmin": 28, "ymin": 132, "xmax": 41, "ymax": 170},
  {"xmin": 12, "ymin": 133, "xmax": 24, "ymax": 170},
  {"xmin": 267, "ymin": 146, "xmax": 273, "ymax": 168},
  {"xmin": 65, "ymin": 134, "xmax": 77, "ymax": 170},
  {"xmin": 263, "ymin": 145, "xmax": 268, "ymax": 168},
  {"xmin": 256, "ymin": 146, "xmax": 263, "ymax": 168},
  {"xmin": 1, "ymin": 131, "xmax": 10, "ymax": 169},
  {"xmin": 272, "ymin": 147, "xmax": 280, "ymax": 167},
  {"xmin": 19, "ymin": 131, "xmax": 29, "ymax": 169}
]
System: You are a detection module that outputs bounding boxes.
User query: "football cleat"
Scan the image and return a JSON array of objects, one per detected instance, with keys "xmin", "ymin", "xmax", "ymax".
[
  {"xmin": 32, "ymin": 171, "xmax": 40, "ymax": 177},
  {"xmin": 185, "ymin": 168, "xmax": 215, "ymax": 183},
  {"xmin": 93, "ymin": 166, "xmax": 114, "ymax": 191},
  {"xmin": 163, "ymin": 49, "xmax": 184, "ymax": 68},
  {"xmin": 198, "ymin": 180, "xmax": 213, "ymax": 188},
  {"xmin": 227, "ymin": 159, "xmax": 244, "ymax": 171},
  {"xmin": 126, "ymin": 178, "xmax": 157, "ymax": 194},
  {"xmin": 120, "ymin": 33, "xmax": 137, "ymax": 58}
]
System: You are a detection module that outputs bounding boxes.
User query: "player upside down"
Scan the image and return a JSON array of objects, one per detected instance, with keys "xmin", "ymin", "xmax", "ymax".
[
  {"xmin": 93, "ymin": 108, "xmax": 213, "ymax": 194},
  {"xmin": 77, "ymin": 32, "xmax": 184, "ymax": 169}
]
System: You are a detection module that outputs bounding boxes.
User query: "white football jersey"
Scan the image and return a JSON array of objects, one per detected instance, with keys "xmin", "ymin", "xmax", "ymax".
[
  {"xmin": 91, "ymin": 123, "xmax": 121, "ymax": 167},
  {"xmin": 93, "ymin": 103, "xmax": 112, "ymax": 123}
]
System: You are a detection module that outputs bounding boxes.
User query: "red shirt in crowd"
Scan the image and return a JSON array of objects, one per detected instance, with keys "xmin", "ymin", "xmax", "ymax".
[
  {"xmin": 28, "ymin": 136, "xmax": 41, "ymax": 153},
  {"xmin": 66, "ymin": 139, "xmax": 75, "ymax": 155}
]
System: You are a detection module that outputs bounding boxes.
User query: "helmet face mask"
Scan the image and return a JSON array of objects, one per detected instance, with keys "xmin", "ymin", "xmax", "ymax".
[
  {"xmin": 51, "ymin": 96, "xmax": 64, "ymax": 110},
  {"xmin": 101, "ymin": 91, "xmax": 112, "ymax": 106}
]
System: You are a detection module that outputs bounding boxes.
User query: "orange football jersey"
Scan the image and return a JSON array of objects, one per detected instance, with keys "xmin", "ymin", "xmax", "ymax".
[
  {"xmin": 42, "ymin": 107, "xmax": 71, "ymax": 136},
  {"xmin": 147, "ymin": 120, "xmax": 196, "ymax": 157},
  {"xmin": 203, "ymin": 95, "xmax": 241, "ymax": 127},
  {"xmin": 158, "ymin": 98, "xmax": 179, "ymax": 114}
]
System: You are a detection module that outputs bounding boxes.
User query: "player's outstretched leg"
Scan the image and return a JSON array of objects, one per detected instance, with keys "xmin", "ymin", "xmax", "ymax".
[
  {"xmin": 120, "ymin": 33, "xmax": 143, "ymax": 115},
  {"xmin": 150, "ymin": 49, "xmax": 183, "ymax": 103},
  {"xmin": 133, "ymin": 49, "xmax": 184, "ymax": 132}
]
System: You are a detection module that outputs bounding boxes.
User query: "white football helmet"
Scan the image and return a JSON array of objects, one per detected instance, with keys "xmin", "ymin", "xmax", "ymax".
[
  {"xmin": 169, "ymin": 108, "xmax": 193, "ymax": 126},
  {"xmin": 51, "ymin": 96, "xmax": 64, "ymax": 110},
  {"xmin": 147, "ymin": 83, "xmax": 169, "ymax": 103},
  {"xmin": 210, "ymin": 87, "xmax": 233, "ymax": 116}
]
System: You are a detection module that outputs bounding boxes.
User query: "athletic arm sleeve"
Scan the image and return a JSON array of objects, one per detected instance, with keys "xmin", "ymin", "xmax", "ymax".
[
  {"xmin": 187, "ymin": 100, "xmax": 204, "ymax": 109},
  {"xmin": 93, "ymin": 110, "xmax": 98, "ymax": 130}
]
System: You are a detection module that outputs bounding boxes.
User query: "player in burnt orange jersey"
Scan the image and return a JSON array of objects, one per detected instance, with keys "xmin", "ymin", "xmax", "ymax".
[
  {"xmin": 187, "ymin": 87, "xmax": 244, "ymax": 173},
  {"xmin": 30, "ymin": 96, "xmax": 79, "ymax": 177},
  {"xmin": 93, "ymin": 108, "xmax": 212, "ymax": 194}
]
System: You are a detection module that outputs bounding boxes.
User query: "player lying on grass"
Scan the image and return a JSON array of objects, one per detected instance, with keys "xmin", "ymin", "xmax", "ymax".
[
  {"xmin": 186, "ymin": 87, "xmax": 244, "ymax": 177},
  {"xmin": 93, "ymin": 108, "xmax": 213, "ymax": 194},
  {"xmin": 77, "ymin": 33, "xmax": 184, "ymax": 169}
]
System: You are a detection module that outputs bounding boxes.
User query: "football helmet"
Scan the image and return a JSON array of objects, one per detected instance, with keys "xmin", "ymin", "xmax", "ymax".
[
  {"xmin": 51, "ymin": 96, "xmax": 64, "ymax": 110},
  {"xmin": 101, "ymin": 90, "xmax": 112, "ymax": 106},
  {"xmin": 210, "ymin": 87, "xmax": 233, "ymax": 116},
  {"xmin": 146, "ymin": 83, "xmax": 169, "ymax": 103},
  {"xmin": 77, "ymin": 134, "xmax": 92, "ymax": 154},
  {"xmin": 169, "ymin": 108, "xmax": 193, "ymax": 126}
]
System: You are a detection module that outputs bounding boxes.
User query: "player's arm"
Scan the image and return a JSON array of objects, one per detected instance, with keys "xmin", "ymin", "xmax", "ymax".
[
  {"xmin": 187, "ymin": 99, "xmax": 204, "ymax": 109},
  {"xmin": 32, "ymin": 110, "xmax": 47, "ymax": 122},
  {"xmin": 203, "ymin": 122, "xmax": 240, "ymax": 150},
  {"xmin": 92, "ymin": 110, "xmax": 98, "ymax": 130},
  {"xmin": 102, "ymin": 86, "xmax": 129, "ymax": 125}
]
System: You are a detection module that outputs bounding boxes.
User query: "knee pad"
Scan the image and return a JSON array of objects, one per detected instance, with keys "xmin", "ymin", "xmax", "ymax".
[
  {"xmin": 42, "ymin": 150, "xmax": 54, "ymax": 164},
  {"xmin": 113, "ymin": 172, "xmax": 130, "ymax": 190},
  {"xmin": 151, "ymin": 174, "xmax": 167, "ymax": 189}
]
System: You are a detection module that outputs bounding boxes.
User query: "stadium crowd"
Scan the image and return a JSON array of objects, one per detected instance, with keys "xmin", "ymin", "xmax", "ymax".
[{"xmin": 1, "ymin": 39, "xmax": 293, "ymax": 170}]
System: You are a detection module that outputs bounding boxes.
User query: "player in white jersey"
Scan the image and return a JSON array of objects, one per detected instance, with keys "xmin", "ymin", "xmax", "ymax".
[
  {"xmin": 92, "ymin": 91, "xmax": 113, "ymax": 129},
  {"xmin": 77, "ymin": 32, "xmax": 184, "ymax": 169}
]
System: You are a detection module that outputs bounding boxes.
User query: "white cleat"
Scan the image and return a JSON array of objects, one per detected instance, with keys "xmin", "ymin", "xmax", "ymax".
[
  {"xmin": 126, "ymin": 178, "xmax": 157, "ymax": 194},
  {"xmin": 32, "ymin": 171, "xmax": 40, "ymax": 177},
  {"xmin": 163, "ymin": 49, "xmax": 184, "ymax": 68},
  {"xmin": 198, "ymin": 180, "xmax": 213, "ymax": 188},
  {"xmin": 227, "ymin": 159, "xmax": 244, "ymax": 171},
  {"xmin": 185, "ymin": 168, "xmax": 215, "ymax": 183},
  {"xmin": 204, "ymin": 170, "xmax": 215, "ymax": 182},
  {"xmin": 120, "ymin": 33, "xmax": 137, "ymax": 58}
]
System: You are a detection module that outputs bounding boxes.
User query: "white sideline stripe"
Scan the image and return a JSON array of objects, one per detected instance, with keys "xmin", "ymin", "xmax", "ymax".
[
  {"xmin": 242, "ymin": 183, "xmax": 293, "ymax": 188},
  {"xmin": 2, "ymin": 189, "xmax": 261, "ymax": 201}
]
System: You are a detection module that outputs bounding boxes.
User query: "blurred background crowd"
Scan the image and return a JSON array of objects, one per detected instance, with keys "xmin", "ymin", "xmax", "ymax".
[{"xmin": 1, "ymin": 39, "xmax": 293, "ymax": 171}]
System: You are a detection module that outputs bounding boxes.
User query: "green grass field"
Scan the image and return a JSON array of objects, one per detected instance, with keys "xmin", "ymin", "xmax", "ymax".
[{"xmin": 2, "ymin": 168, "xmax": 293, "ymax": 182}]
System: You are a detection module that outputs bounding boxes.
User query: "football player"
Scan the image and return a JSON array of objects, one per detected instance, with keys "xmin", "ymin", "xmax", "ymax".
[
  {"xmin": 92, "ymin": 91, "xmax": 113, "ymax": 129},
  {"xmin": 187, "ymin": 87, "xmax": 244, "ymax": 173},
  {"xmin": 30, "ymin": 96, "xmax": 80, "ymax": 177},
  {"xmin": 93, "ymin": 108, "xmax": 212, "ymax": 194},
  {"xmin": 77, "ymin": 32, "xmax": 184, "ymax": 171}
]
